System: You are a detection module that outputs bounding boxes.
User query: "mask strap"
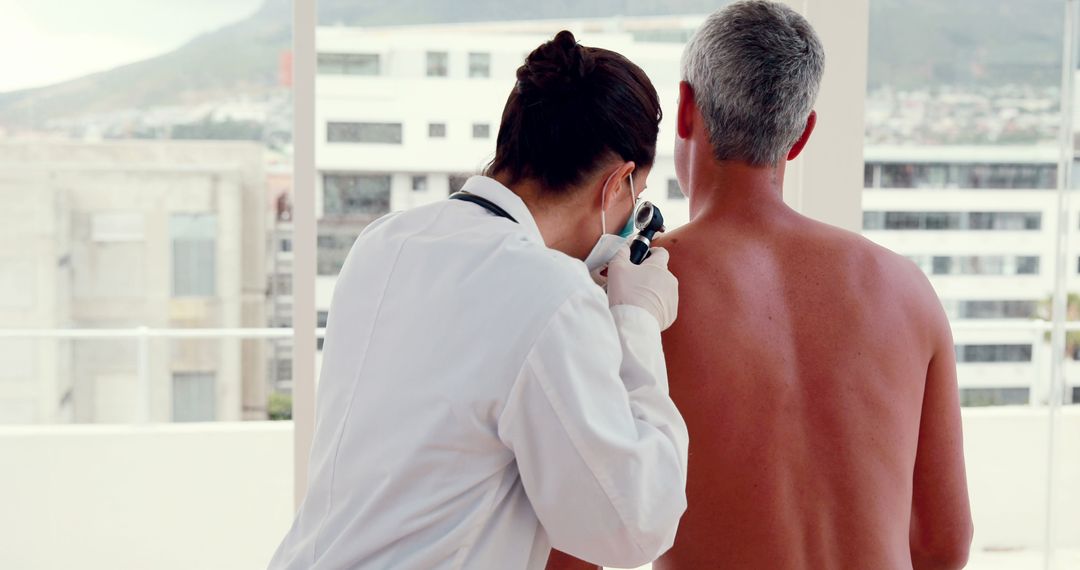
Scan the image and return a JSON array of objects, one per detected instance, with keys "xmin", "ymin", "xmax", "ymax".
[{"xmin": 601, "ymin": 191, "xmax": 607, "ymax": 238}]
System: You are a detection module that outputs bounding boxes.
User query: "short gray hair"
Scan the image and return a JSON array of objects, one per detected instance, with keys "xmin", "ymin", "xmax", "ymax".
[{"xmin": 682, "ymin": 0, "xmax": 824, "ymax": 166}]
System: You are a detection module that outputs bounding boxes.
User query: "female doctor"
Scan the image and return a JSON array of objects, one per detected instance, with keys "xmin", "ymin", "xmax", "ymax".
[{"xmin": 269, "ymin": 31, "xmax": 688, "ymax": 570}]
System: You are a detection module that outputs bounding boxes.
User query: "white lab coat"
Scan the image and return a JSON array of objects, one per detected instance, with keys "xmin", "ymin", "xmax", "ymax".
[{"xmin": 269, "ymin": 176, "xmax": 689, "ymax": 570}]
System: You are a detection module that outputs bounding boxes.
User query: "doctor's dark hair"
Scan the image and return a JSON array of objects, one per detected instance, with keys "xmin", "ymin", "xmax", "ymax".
[{"xmin": 486, "ymin": 31, "xmax": 661, "ymax": 193}]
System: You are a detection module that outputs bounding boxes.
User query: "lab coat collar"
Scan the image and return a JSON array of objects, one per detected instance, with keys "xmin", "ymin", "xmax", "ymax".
[{"xmin": 460, "ymin": 176, "xmax": 545, "ymax": 245}]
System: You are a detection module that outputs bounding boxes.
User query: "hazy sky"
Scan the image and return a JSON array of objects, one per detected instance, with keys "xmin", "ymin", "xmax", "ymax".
[{"xmin": 0, "ymin": 0, "xmax": 264, "ymax": 92}]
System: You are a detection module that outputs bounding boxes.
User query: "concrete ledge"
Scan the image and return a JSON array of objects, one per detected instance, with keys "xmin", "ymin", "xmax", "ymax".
[{"xmin": 0, "ymin": 411, "xmax": 1078, "ymax": 569}]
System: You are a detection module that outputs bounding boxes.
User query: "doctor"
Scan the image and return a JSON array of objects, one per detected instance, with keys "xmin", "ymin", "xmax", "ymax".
[{"xmin": 269, "ymin": 31, "xmax": 688, "ymax": 570}]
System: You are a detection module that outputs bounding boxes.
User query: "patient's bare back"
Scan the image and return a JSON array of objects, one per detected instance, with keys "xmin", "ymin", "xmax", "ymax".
[{"xmin": 653, "ymin": 208, "xmax": 971, "ymax": 569}]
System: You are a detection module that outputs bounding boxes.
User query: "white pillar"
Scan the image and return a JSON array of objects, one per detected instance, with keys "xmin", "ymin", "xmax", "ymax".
[
  {"xmin": 292, "ymin": 0, "xmax": 318, "ymax": 508},
  {"xmin": 781, "ymin": 0, "xmax": 869, "ymax": 233}
]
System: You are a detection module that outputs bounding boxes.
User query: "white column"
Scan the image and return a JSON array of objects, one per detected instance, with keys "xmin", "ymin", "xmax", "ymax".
[
  {"xmin": 781, "ymin": 0, "xmax": 869, "ymax": 233},
  {"xmin": 292, "ymin": 0, "xmax": 318, "ymax": 508}
]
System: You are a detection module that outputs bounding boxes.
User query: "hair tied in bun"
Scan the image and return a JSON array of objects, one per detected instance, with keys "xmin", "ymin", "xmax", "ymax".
[{"xmin": 517, "ymin": 30, "xmax": 595, "ymax": 97}]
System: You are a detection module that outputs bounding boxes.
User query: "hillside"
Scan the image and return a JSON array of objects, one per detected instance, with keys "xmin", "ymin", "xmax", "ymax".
[
  {"xmin": 867, "ymin": 0, "xmax": 1062, "ymax": 88},
  {"xmin": 0, "ymin": 0, "xmax": 1064, "ymax": 130}
]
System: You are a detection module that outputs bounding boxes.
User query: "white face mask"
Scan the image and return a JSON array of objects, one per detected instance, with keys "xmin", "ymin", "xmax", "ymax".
[{"xmin": 583, "ymin": 172, "xmax": 636, "ymax": 273}]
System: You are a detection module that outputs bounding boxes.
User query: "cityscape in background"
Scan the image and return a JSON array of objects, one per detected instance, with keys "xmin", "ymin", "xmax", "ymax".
[{"xmin": 0, "ymin": 2, "xmax": 1077, "ymax": 425}]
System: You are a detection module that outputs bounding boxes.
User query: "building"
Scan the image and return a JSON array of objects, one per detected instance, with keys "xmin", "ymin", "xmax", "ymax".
[
  {"xmin": 0, "ymin": 140, "xmax": 268, "ymax": 423},
  {"xmin": 306, "ymin": 18, "xmax": 694, "ymax": 384},
  {"xmin": 304, "ymin": 18, "xmax": 1078, "ymax": 408},
  {"xmin": 863, "ymin": 144, "xmax": 1079, "ymax": 406},
  {"xmin": 265, "ymin": 152, "xmax": 295, "ymax": 395}
]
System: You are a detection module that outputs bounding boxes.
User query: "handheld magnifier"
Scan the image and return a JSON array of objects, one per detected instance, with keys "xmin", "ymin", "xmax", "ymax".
[{"xmin": 629, "ymin": 201, "xmax": 665, "ymax": 265}]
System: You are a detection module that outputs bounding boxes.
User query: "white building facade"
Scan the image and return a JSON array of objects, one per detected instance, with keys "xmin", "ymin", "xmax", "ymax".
[
  {"xmin": 863, "ymin": 145, "xmax": 1078, "ymax": 406},
  {"xmin": 0, "ymin": 141, "xmax": 269, "ymax": 423},
  {"xmin": 311, "ymin": 19, "xmax": 1077, "ymax": 408}
]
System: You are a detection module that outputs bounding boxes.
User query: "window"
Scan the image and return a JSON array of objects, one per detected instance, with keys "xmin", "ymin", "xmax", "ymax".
[
  {"xmin": 1074, "ymin": 387, "xmax": 1080, "ymax": 404},
  {"xmin": 323, "ymin": 174, "xmax": 391, "ymax": 217},
  {"xmin": 883, "ymin": 211, "xmax": 924, "ymax": 229},
  {"xmin": 863, "ymin": 211, "xmax": 1041, "ymax": 231},
  {"xmin": 472, "ymin": 123, "xmax": 490, "ymax": 139},
  {"xmin": 275, "ymin": 359, "xmax": 293, "ymax": 382},
  {"xmin": 971, "ymin": 256, "xmax": 1003, "ymax": 276},
  {"xmin": 929, "ymin": 255, "xmax": 1039, "ymax": 276},
  {"xmin": 667, "ymin": 178, "xmax": 684, "ymax": 200},
  {"xmin": 426, "ymin": 51, "xmax": 449, "ymax": 77},
  {"xmin": 317, "ymin": 311, "xmax": 329, "ymax": 328},
  {"xmin": 932, "ymin": 256, "xmax": 953, "ymax": 275},
  {"xmin": 875, "ymin": 162, "xmax": 1056, "ymax": 189},
  {"xmin": 318, "ymin": 53, "xmax": 380, "ymax": 75},
  {"xmin": 429, "ymin": 122, "xmax": 447, "ymax": 138},
  {"xmin": 945, "ymin": 300, "xmax": 1039, "ymax": 320},
  {"xmin": 956, "ymin": 344, "xmax": 1033, "ymax": 363},
  {"xmin": 317, "ymin": 227, "xmax": 363, "ymax": 276},
  {"xmin": 170, "ymin": 214, "xmax": 216, "ymax": 297},
  {"xmin": 172, "ymin": 372, "xmax": 216, "ymax": 422},
  {"xmin": 327, "ymin": 122, "xmax": 403, "ymax": 144},
  {"xmin": 273, "ymin": 274, "xmax": 292, "ymax": 296},
  {"xmin": 280, "ymin": 238, "xmax": 292, "ymax": 253},
  {"xmin": 412, "ymin": 175, "xmax": 428, "ymax": 192},
  {"xmin": 879, "ymin": 164, "xmax": 914, "ymax": 188},
  {"xmin": 923, "ymin": 212, "xmax": 963, "ymax": 230},
  {"xmin": 1015, "ymin": 256, "xmax": 1039, "ymax": 275},
  {"xmin": 960, "ymin": 388, "xmax": 1030, "ymax": 407},
  {"xmin": 469, "ymin": 52, "xmax": 491, "ymax": 78},
  {"xmin": 448, "ymin": 174, "xmax": 470, "ymax": 195}
]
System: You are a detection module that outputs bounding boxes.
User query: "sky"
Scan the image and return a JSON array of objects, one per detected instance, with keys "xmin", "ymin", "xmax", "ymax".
[{"xmin": 0, "ymin": 0, "xmax": 264, "ymax": 93}]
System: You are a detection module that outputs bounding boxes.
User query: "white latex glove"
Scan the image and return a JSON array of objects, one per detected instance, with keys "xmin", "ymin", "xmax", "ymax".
[{"xmin": 605, "ymin": 244, "xmax": 679, "ymax": 331}]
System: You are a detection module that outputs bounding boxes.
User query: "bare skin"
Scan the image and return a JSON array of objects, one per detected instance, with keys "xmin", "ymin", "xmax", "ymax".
[{"xmin": 548, "ymin": 83, "xmax": 972, "ymax": 570}]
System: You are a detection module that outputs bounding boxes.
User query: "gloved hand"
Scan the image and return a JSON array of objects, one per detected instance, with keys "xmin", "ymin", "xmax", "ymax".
[{"xmin": 605, "ymin": 244, "xmax": 679, "ymax": 331}]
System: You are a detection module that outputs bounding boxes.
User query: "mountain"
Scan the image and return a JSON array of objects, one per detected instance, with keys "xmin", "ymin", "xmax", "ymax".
[
  {"xmin": 867, "ymin": 0, "xmax": 1063, "ymax": 88},
  {"xmin": 0, "ymin": 0, "xmax": 291, "ymax": 130},
  {"xmin": 0, "ymin": 0, "xmax": 1065, "ymax": 130}
]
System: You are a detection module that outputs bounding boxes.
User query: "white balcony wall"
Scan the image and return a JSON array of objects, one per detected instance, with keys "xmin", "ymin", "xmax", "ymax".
[
  {"xmin": 0, "ymin": 423, "xmax": 293, "ymax": 570},
  {"xmin": 0, "ymin": 411, "xmax": 1077, "ymax": 569}
]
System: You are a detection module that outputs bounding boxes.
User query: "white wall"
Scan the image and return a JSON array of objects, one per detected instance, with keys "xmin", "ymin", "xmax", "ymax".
[
  {"xmin": 782, "ymin": 0, "xmax": 869, "ymax": 233},
  {"xmin": 0, "ymin": 411, "xmax": 1076, "ymax": 569},
  {"xmin": 0, "ymin": 423, "xmax": 293, "ymax": 570},
  {"xmin": 964, "ymin": 408, "xmax": 1080, "ymax": 553}
]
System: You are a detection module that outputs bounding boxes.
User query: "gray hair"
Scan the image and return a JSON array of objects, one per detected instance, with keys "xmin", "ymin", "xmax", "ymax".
[{"xmin": 681, "ymin": 0, "xmax": 825, "ymax": 166}]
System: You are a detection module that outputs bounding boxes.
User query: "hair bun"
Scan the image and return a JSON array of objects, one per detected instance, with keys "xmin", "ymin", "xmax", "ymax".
[{"xmin": 517, "ymin": 30, "xmax": 594, "ymax": 97}]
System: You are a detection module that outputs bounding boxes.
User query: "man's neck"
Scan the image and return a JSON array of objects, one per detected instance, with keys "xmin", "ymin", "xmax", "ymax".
[{"xmin": 687, "ymin": 160, "xmax": 792, "ymax": 225}]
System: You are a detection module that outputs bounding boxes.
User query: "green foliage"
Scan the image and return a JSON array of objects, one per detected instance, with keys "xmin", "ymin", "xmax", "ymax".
[
  {"xmin": 1039, "ymin": 293, "xmax": 1080, "ymax": 359},
  {"xmin": 171, "ymin": 117, "xmax": 265, "ymax": 141},
  {"xmin": 269, "ymin": 392, "xmax": 293, "ymax": 421}
]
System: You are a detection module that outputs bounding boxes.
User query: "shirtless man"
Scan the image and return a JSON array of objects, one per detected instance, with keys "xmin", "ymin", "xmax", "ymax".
[{"xmin": 548, "ymin": 2, "xmax": 973, "ymax": 569}]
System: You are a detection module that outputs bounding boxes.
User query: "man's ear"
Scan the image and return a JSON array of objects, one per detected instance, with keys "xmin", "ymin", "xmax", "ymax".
[
  {"xmin": 677, "ymin": 81, "xmax": 696, "ymax": 140},
  {"xmin": 787, "ymin": 110, "xmax": 817, "ymax": 161}
]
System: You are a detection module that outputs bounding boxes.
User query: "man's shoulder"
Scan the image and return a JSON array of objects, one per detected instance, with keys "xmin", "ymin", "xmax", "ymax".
[
  {"xmin": 804, "ymin": 218, "xmax": 945, "ymax": 322},
  {"xmin": 797, "ymin": 215, "xmax": 923, "ymax": 277}
]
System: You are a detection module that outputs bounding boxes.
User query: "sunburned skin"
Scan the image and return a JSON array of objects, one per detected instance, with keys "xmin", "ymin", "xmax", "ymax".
[
  {"xmin": 548, "ymin": 204, "xmax": 973, "ymax": 570},
  {"xmin": 547, "ymin": 81, "xmax": 972, "ymax": 570},
  {"xmin": 648, "ymin": 202, "xmax": 973, "ymax": 570}
]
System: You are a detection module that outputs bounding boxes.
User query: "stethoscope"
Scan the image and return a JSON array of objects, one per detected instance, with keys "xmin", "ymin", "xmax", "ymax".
[{"xmin": 449, "ymin": 191, "xmax": 665, "ymax": 265}]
